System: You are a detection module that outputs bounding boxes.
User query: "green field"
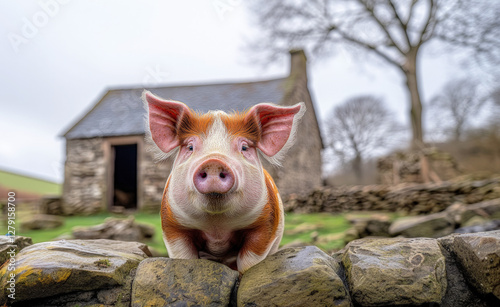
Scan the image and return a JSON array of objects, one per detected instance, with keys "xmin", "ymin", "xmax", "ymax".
[
  {"xmin": 18, "ymin": 212, "xmax": 353, "ymax": 256},
  {"xmin": 0, "ymin": 169, "xmax": 61, "ymax": 196},
  {"xmin": 283, "ymin": 212, "xmax": 350, "ymax": 251},
  {"xmin": 19, "ymin": 212, "xmax": 168, "ymax": 255}
]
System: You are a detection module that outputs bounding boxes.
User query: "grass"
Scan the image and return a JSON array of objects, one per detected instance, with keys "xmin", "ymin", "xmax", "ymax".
[
  {"xmin": 0, "ymin": 169, "xmax": 61, "ymax": 195},
  {"xmin": 19, "ymin": 212, "xmax": 168, "ymax": 255},
  {"xmin": 283, "ymin": 212, "xmax": 351, "ymax": 252},
  {"xmin": 15, "ymin": 211, "xmax": 354, "ymax": 256}
]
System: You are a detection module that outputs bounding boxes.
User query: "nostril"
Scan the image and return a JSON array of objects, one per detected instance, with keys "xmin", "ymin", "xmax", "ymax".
[{"xmin": 193, "ymin": 159, "xmax": 235, "ymax": 195}]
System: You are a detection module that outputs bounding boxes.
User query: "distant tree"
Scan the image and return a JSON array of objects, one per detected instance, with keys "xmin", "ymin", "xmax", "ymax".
[
  {"xmin": 429, "ymin": 78, "xmax": 488, "ymax": 142},
  {"xmin": 491, "ymin": 88, "xmax": 500, "ymax": 106},
  {"xmin": 325, "ymin": 96, "xmax": 403, "ymax": 181},
  {"xmin": 489, "ymin": 86, "xmax": 500, "ymax": 126},
  {"xmin": 248, "ymin": 0, "xmax": 500, "ymax": 148}
]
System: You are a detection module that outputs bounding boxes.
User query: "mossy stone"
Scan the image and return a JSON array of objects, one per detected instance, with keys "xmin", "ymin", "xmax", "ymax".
[
  {"xmin": 131, "ymin": 257, "xmax": 239, "ymax": 307},
  {"xmin": 238, "ymin": 246, "xmax": 351, "ymax": 307},
  {"xmin": 0, "ymin": 239, "xmax": 149, "ymax": 304},
  {"xmin": 342, "ymin": 237, "xmax": 447, "ymax": 306}
]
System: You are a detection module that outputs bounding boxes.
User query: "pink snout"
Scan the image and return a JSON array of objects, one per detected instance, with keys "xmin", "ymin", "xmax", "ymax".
[{"xmin": 193, "ymin": 159, "xmax": 235, "ymax": 195}]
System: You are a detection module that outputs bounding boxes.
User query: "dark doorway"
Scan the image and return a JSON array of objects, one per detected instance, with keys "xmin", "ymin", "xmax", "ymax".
[{"xmin": 112, "ymin": 144, "xmax": 137, "ymax": 209}]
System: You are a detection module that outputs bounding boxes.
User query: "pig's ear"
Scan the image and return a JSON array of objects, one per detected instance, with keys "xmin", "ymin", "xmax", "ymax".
[
  {"xmin": 143, "ymin": 90, "xmax": 191, "ymax": 160},
  {"xmin": 247, "ymin": 102, "xmax": 306, "ymax": 166}
]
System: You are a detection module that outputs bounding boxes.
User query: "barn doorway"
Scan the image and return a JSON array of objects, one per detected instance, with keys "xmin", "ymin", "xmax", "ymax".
[{"xmin": 112, "ymin": 144, "xmax": 138, "ymax": 210}]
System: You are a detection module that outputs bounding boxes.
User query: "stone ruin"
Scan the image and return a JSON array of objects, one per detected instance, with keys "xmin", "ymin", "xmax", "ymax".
[
  {"xmin": 1, "ymin": 230, "xmax": 499, "ymax": 306},
  {"xmin": 377, "ymin": 147, "xmax": 461, "ymax": 184}
]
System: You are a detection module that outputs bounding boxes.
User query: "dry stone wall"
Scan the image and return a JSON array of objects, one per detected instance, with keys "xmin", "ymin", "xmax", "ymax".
[
  {"xmin": 140, "ymin": 142, "xmax": 172, "ymax": 212},
  {"xmin": 62, "ymin": 138, "xmax": 106, "ymax": 215},
  {"xmin": 286, "ymin": 177, "xmax": 500, "ymax": 215},
  {"xmin": 2, "ymin": 231, "xmax": 500, "ymax": 306}
]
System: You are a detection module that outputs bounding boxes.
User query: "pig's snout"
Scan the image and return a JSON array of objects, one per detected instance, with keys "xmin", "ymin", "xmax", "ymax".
[{"xmin": 194, "ymin": 159, "xmax": 235, "ymax": 195}]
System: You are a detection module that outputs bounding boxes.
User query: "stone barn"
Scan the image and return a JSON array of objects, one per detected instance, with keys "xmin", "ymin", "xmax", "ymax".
[{"xmin": 61, "ymin": 50, "xmax": 323, "ymax": 214}]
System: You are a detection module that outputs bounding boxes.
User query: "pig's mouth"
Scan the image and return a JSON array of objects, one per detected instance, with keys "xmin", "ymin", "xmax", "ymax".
[
  {"xmin": 206, "ymin": 192, "xmax": 225, "ymax": 198},
  {"xmin": 202, "ymin": 192, "xmax": 232, "ymax": 214}
]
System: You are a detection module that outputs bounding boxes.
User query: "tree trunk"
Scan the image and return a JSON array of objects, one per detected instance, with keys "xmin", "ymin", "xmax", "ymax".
[
  {"xmin": 352, "ymin": 154, "xmax": 362, "ymax": 183},
  {"xmin": 403, "ymin": 48, "xmax": 424, "ymax": 149},
  {"xmin": 403, "ymin": 47, "xmax": 432, "ymax": 182}
]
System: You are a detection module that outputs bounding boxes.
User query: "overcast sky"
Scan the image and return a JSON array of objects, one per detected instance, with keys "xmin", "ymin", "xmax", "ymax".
[{"xmin": 0, "ymin": 0, "xmax": 477, "ymax": 183}]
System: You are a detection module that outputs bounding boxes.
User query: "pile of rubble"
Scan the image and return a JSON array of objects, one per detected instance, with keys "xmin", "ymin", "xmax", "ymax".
[
  {"xmin": 344, "ymin": 198, "xmax": 500, "ymax": 243},
  {"xmin": 72, "ymin": 216, "xmax": 155, "ymax": 243}
]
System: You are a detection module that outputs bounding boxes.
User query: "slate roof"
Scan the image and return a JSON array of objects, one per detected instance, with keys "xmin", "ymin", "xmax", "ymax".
[{"xmin": 63, "ymin": 78, "xmax": 287, "ymax": 140}]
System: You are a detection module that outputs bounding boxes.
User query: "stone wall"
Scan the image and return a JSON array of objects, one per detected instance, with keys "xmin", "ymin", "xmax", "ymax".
[
  {"xmin": 140, "ymin": 143, "xmax": 171, "ymax": 212},
  {"xmin": 63, "ymin": 138, "xmax": 106, "ymax": 215},
  {"xmin": 286, "ymin": 177, "xmax": 500, "ymax": 214},
  {"xmin": 272, "ymin": 49, "xmax": 323, "ymax": 196},
  {"xmin": 2, "ymin": 231, "xmax": 499, "ymax": 306}
]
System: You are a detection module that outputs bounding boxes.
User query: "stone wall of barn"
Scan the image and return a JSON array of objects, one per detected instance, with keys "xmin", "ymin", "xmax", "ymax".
[
  {"xmin": 268, "ymin": 49, "xmax": 323, "ymax": 196},
  {"xmin": 140, "ymin": 143, "xmax": 172, "ymax": 212},
  {"xmin": 62, "ymin": 137, "xmax": 172, "ymax": 215},
  {"xmin": 62, "ymin": 138, "xmax": 107, "ymax": 215}
]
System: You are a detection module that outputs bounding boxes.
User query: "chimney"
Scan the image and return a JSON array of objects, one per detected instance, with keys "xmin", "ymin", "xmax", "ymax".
[{"xmin": 289, "ymin": 49, "xmax": 307, "ymax": 80}]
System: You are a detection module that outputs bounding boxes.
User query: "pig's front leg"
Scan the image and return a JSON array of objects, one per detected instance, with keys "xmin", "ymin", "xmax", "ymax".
[
  {"xmin": 236, "ymin": 231, "xmax": 280, "ymax": 274},
  {"xmin": 162, "ymin": 230, "xmax": 199, "ymax": 259}
]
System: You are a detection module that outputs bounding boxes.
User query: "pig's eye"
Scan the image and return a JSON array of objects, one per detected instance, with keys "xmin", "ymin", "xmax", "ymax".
[
  {"xmin": 188, "ymin": 144, "xmax": 194, "ymax": 151},
  {"xmin": 241, "ymin": 144, "xmax": 248, "ymax": 151}
]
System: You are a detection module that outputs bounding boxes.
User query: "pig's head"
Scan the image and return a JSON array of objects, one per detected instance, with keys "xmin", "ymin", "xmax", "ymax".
[{"xmin": 143, "ymin": 91, "xmax": 305, "ymax": 223}]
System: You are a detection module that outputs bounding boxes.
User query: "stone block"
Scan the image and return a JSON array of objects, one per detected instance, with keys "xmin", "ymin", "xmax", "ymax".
[
  {"xmin": 20, "ymin": 214, "xmax": 64, "ymax": 231},
  {"xmin": 0, "ymin": 235, "xmax": 32, "ymax": 264},
  {"xmin": 342, "ymin": 237, "xmax": 447, "ymax": 306},
  {"xmin": 131, "ymin": 257, "xmax": 239, "ymax": 307},
  {"xmin": 389, "ymin": 211, "xmax": 455, "ymax": 238},
  {"xmin": 453, "ymin": 230, "xmax": 500, "ymax": 299},
  {"xmin": 238, "ymin": 246, "xmax": 352, "ymax": 306},
  {"xmin": 39, "ymin": 195, "xmax": 63, "ymax": 215},
  {"xmin": 438, "ymin": 234, "xmax": 495, "ymax": 307},
  {"xmin": 460, "ymin": 198, "xmax": 500, "ymax": 224},
  {"xmin": 72, "ymin": 216, "xmax": 155, "ymax": 243},
  {"xmin": 0, "ymin": 239, "xmax": 150, "ymax": 304}
]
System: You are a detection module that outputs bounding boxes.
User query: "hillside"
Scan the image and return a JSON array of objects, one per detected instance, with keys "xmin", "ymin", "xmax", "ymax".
[{"xmin": 0, "ymin": 169, "xmax": 61, "ymax": 198}]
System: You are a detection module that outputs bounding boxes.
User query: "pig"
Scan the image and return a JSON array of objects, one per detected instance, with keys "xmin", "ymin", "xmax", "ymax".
[{"xmin": 143, "ymin": 90, "xmax": 305, "ymax": 273}]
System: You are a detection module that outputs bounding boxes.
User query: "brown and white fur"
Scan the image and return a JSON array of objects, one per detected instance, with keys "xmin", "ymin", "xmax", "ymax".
[{"xmin": 143, "ymin": 90, "xmax": 305, "ymax": 273}]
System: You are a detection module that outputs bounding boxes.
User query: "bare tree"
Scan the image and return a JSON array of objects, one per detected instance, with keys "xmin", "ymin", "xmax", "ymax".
[
  {"xmin": 429, "ymin": 79, "xmax": 489, "ymax": 142},
  {"xmin": 489, "ymin": 86, "xmax": 500, "ymax": 126},
  {"xmin": 248, "ymin": 0, "xmax": 500, "ymax": 148},
  {"xmin": 325, "ymin": 96, "xmax": 403, "ymax": 181}
]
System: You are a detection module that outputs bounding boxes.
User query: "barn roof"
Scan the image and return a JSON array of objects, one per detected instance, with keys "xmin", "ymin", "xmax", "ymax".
[{"xmin": 63, "ymin": 78, "xmax": 287, "ymax": 140}]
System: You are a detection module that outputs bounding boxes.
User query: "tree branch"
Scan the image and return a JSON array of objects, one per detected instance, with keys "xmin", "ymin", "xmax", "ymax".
[
  {"xmin": 332, "ymin": 26, "xmax": 404, "ymax": 69},
  {"xmin": 387, "ymin": 0, "xmax": 412, "ymax": 48},
  {"xmin": 417, "ymin": 0, "xmax": 437, "ymax": 45},
  {"xmin": 405, "ymin": 0, "xmax": 418, "ymax": 26},
  {"xmin": 355, "ymin": 0, "xmax": 406, "ymax": 55}
]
